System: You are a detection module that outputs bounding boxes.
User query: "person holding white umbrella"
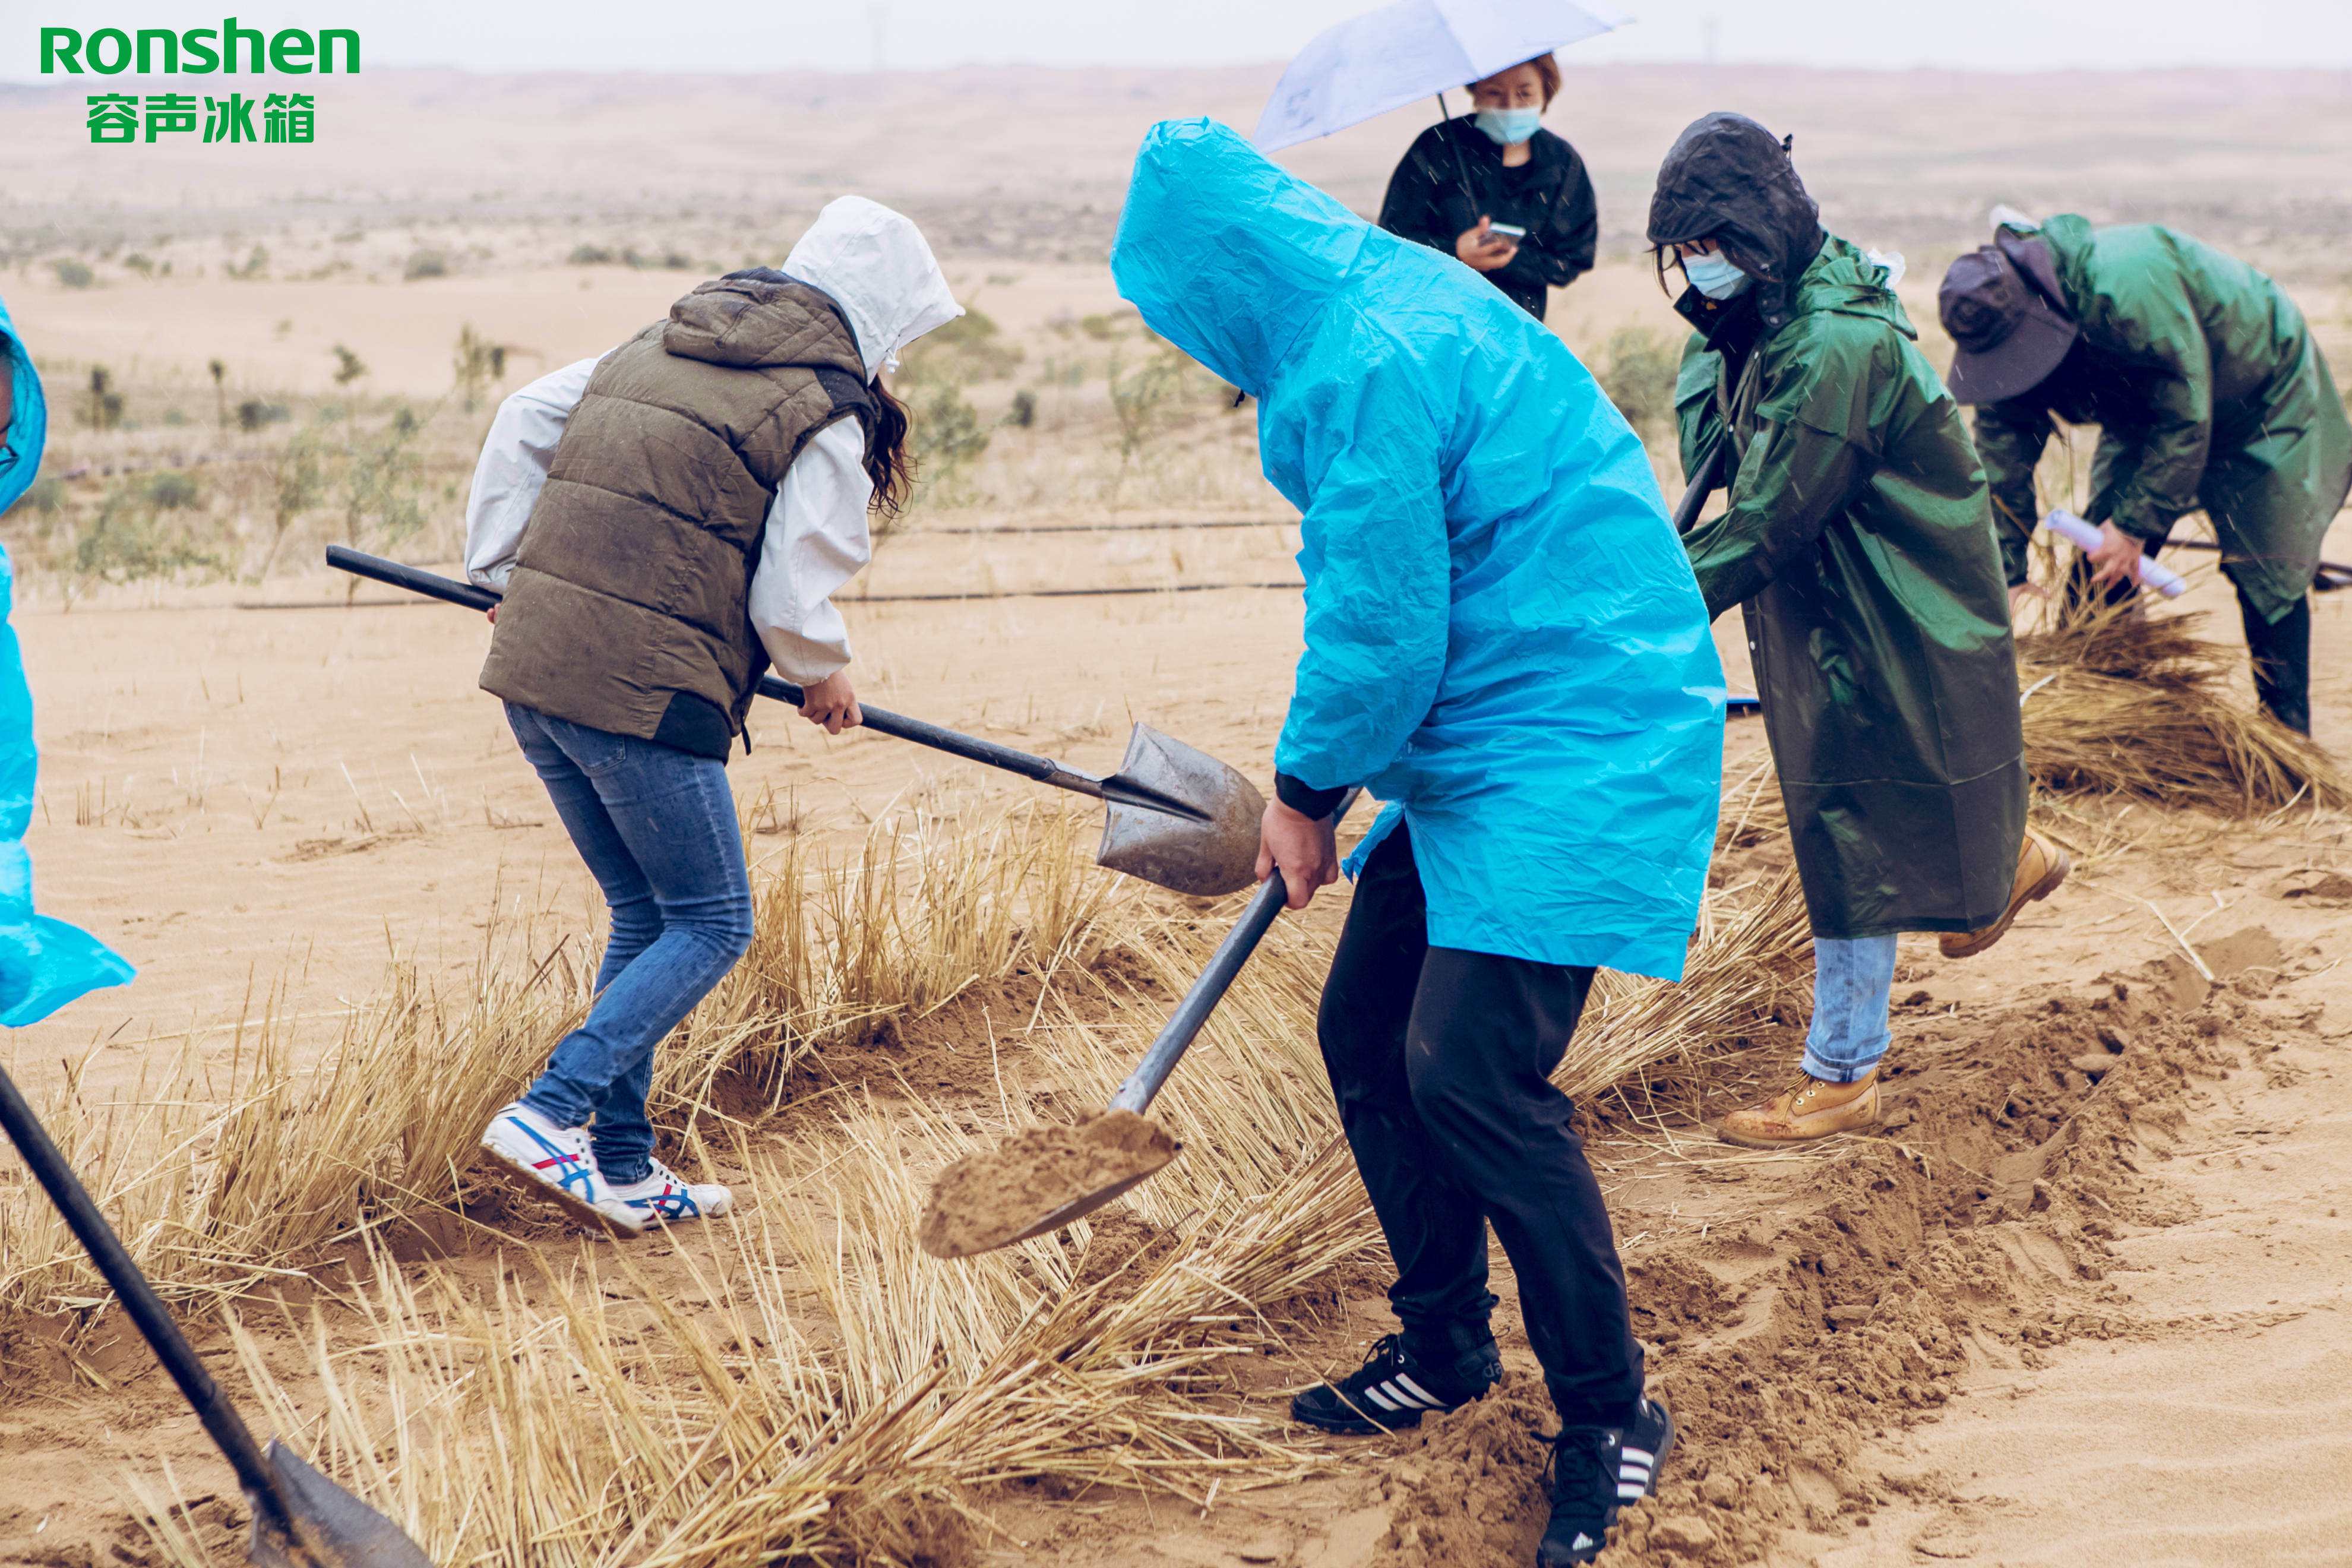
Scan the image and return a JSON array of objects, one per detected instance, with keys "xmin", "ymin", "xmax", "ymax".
[
  {"xmin": 1376, "ymin": 52, "xmax": 1597, "ymax": 320},
  {"xmin": 1252, "ymin": 0, "xmax": 1624, "ymax": 321}
]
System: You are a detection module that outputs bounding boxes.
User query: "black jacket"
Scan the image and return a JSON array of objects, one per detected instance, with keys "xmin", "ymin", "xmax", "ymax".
[{"xmin": 1376, "ymin": 118, "xmax": 1597, "ymax": 321}]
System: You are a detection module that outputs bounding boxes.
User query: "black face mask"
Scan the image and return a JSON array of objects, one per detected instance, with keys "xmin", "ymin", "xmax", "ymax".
[{"xmin": 1676, "ymin": 283, "xmax": 1766, "ymax": 387}]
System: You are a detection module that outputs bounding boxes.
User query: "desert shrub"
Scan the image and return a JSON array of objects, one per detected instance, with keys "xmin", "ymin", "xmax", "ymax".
[
  {"xmin": 404, "ymin": 250, "xmax": 448, "ymax": 280},
  {"xmin": 453, "ymin": 324, "xmax": 507, "ymax": 409},
  {"xmin": 53, "ymin": 259, "xmax": 94, "ymax": 289},
  {"xmin": 1004, "ymin": 388, "xmax": 1037, "ymax": 428},
  {"xmin": 5, "ymin": 476, "xmax": 62, "ymax": 519},
  {"xmin": 123, "ymin": 252, "xmax": 154, "ymax": 277},
  {"xmin": 340, "ymin": 407, "xmax": 427, "ymax": 551},
  {"xmin": 567, "ymin": 244, "xmax": 615, "ymax": 265},
  {"xmin": 236, "ymin": 399, "xmax": 291, "ymax": 431},
  {"xmin": 146, "ymin": 472, "xmax": 200, "ymax": 510},
  {"xmin": 224, "ymin": 245, "xmax": 269, "ymax": 280},
  {"xmin": 163, "ymin": 407, "xmax": 189, "ymax": 426},
  {"xmin": 71, "ymin": 482, "xmax": 223, "ymax": 589},
  {"xmin": 905, "ymin": 382, "xmax": 991, "ymax": 513},
  {"xmin": 1108, "ymin": 349, "xmax": 1187, "ymax": 465},
  {"xmin": 912, "ymin": 382, "xmax": 990, "ymax": 468},
  {"xmin": 1597, "ymin": 323, "xmax": 1682, "ymax": 440},
  {"xmin": 85, "ymin": 368, "xmax": 126, "ymax": 431},
  {"xmin": 331, "ymin": 344, "xmax": 369, "ymax": 385}
]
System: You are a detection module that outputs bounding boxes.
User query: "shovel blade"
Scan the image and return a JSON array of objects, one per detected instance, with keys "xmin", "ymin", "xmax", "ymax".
[
  {"xmin": 1096, "ymin": 724, "xmax": 1266, "ymax": 897},
  {"xmin": 247, "ymin": 1441, "xmax": 435, "ymax": 1568}
]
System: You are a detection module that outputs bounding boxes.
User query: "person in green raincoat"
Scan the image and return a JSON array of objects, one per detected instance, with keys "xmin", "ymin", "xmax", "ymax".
[
  {"xmin": 1650, "ymin": 113, "xmax": 2065, "ymax": 1147},
  {"xmin": 1939, "ymin": 216, "xmax": 2352, "ymax": 735}
]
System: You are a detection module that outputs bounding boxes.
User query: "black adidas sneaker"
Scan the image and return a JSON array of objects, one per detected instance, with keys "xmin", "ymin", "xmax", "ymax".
[
  {"xmin": 1538, "ymin": 1396, "xmax": 1676, "ymax": 1565},
  {"xmin": 1289, "ymin": 1333, "xmax": 1500, "ymax": 1435}
]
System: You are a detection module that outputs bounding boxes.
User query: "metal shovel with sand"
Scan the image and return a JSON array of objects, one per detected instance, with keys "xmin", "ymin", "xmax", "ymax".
[
  {"xmin": 918, "ymin": 792, "xmax": 1359, "ymax": 1259},
  {"xmin": 325, "ymin": 548, "xmax": 1266, "ymax": 897}
]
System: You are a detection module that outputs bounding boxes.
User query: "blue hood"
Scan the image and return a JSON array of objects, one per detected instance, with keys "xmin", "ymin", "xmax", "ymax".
[
  {"xmin": 0, "ymin": 295, "xmax": 46, "ymax": 519},
  {"xmin": 1104, "ymin": 121, "xmax": 1725, "ymax": 981},
  {"xmin": 1111, "ymin": 119, "xmax": 1372, "ymax": 398}
]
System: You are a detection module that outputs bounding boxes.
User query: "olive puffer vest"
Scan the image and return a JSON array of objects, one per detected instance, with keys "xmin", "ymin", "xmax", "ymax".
[{"xmin": 479, "ymin": 270, "xmax": 874, "ymax": 758}]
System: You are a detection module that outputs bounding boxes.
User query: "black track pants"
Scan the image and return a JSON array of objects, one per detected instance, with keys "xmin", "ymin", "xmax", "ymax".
[{"xmin": 1316, "ymin": 824, "xmax": 1644, "ymax": 1428}]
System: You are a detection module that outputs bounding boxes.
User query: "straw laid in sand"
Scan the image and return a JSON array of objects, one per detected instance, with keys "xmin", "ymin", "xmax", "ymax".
[
  {"xmin": 917, "ymin": 1109, "xmax": 1178, "ymax": 1259},
  {"xmin": 2016, "ymin": 601, "xmax": 2347, "ymax": 813}
]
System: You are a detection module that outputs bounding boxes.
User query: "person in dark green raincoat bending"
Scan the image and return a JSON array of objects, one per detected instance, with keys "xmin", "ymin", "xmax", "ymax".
[
  {"xmin": 1652, "ymin": 113, "xmax": 2067, "ymax": 1148},
  {"xmin": 1939, "ymin": 214, "xmax": 2352, "ymax": 735}
]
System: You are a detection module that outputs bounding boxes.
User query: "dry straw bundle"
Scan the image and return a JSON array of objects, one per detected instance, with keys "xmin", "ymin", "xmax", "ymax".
[
  {"xmin": 134, "ymin": 848, "xmax": 1820, "ymax": 1566},
  {"xmin": 2016, "ymin": 599, "xmax": 2347, "ymax": 813}
]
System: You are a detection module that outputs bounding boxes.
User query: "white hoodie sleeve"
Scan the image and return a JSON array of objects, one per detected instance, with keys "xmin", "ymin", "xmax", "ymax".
[
  {"xmin": 463, "ymin": 354, "xmax": 605, "ymax": 590},
  {"xmin": 748, "ymin": 418, "xmax": 874, "ymax": 684}
]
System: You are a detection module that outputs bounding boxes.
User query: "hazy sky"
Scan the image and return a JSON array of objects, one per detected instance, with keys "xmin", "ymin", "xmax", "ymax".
[{"xmin": 10, "ymin": 0, "xmax": 2352, "ymax": 79}]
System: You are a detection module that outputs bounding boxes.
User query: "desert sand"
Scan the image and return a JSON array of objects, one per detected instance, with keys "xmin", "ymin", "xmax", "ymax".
[{"xmin": 1, "ymin": 61, "xmax": 2348, "ymax": 1568}]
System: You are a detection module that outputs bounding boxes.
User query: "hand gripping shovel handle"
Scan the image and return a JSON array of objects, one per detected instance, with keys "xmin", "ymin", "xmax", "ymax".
[
  {"xmin": 324, "ymin": 547, "xmax": 1131, "ymax": 802},
  {"xmin": 0, "ymin": 1066, "xmax": 298, "ymax": 1543},
  {"xmin": 1108, "ymin": 789, "xmax": 1361, "ymax": 1115}
]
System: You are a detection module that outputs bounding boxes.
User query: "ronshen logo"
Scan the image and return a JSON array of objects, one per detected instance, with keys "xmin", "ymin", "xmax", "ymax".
[{"xmin": 41, "ymin": 21, "xmax": 359, "ymax": 75}]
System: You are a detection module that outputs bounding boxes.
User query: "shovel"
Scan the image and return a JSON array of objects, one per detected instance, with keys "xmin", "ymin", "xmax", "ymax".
[
  {"xmin": 324, "ymin": 547, "xmax": 1266, "ymax": 896},
  {"xmin": 0, "ymin": 1065, "xmax": 434, "ymax": 1568},
  {"xmin": 918, "ymin": 790, "xmax": 1361, "ymax": 1259}
]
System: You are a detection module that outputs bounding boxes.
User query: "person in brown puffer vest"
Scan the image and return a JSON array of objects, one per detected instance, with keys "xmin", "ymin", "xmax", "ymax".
[{"xmin": 469, "ymin": 197, "xmax": 961, "ymax": 1235}]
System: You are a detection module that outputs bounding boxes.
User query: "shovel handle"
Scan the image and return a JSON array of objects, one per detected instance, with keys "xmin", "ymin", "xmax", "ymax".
[
  {"xmin": 1109, "ymin": 790, "xmax": 1361, "ymax": 1115},
  {"xmin": 1671, "ymin": 440, "xmax": 1727, "ymax": 536},
  {"xmin": 0, "ymin": 1066, "xmax": 296, "ymax": 1539},
  {"xmin": 324, "ymin": 547, "xmax": 1100, "ymax": 793}
]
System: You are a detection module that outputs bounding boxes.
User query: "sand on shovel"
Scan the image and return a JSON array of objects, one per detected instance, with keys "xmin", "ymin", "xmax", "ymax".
[{"xmin": 918, "ymin": 1110, "xmax": 1179, "ymax": 1259}]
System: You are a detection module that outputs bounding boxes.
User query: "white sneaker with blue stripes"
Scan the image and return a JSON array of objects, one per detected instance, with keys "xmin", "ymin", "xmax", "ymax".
[
  {"xmin": 480, "ymin": 1101, "xmax": 614, "ymax": 1230},
  {"xmin": 593, "ymin": 1155, "xmax": 732, "ymax": 1234}
]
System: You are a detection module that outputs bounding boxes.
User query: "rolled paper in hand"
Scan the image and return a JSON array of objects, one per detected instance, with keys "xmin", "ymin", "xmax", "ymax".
[{"xmin": 2040, "ymin": 509, "xmax": 2189, "ymax": 598}]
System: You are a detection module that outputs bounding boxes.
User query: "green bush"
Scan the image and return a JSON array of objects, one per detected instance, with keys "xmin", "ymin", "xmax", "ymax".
[
  {"xmin": 53, "ymin": 260, "xmax": 94, "ymax": 289},
  {"xmin": 5, "ymin": 476, "xmax": 63, "ymax": 519},
  {"xmin": 567, "ymin": 244, "xmax": 615, "ymax": 265},
  {"xmin": 404, "ymin": 250, "xmax": 448, "ymax": 280},
  {"xmin": 912, "ymin": 383, "xmax": 991, "ymax": 469},
  {"xmin": 146, "ymin": 472, "xmax": 200, "ymax": 510},
  {"xmin": 71, "ymin": 483, "xmax": 223, "ymax": 587},
  {"xmin": 1597, "ymin": 324, "xmax": 1682, "ymax": 439},
  {"xmin": 85, "ymin": 368, "xmax": 125, "ymax": 431}
]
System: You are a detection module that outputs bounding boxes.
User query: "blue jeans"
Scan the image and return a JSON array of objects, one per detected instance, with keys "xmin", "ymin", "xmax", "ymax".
[
  {"xmin": 1800, "ymin": 934, "xmax": 1897, "ymax": 1083},
  {"xmin": 505, "ymin": 705, "xmax": 753, "ymax": 1184}
]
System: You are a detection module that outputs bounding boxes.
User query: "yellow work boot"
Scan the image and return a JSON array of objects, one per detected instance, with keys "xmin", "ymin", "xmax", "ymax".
[
  {"xmin": 1940, "ymin": 830, "xmax": 2071, "ymax": 959},
  {"xmin": 1717, "ymin": 1072, "xmax": 1880, "ymax": 1149}
]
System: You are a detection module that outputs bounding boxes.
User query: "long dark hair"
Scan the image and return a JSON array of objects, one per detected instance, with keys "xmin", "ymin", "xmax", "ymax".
[{"xmin": 865, "ymin": 377, "xmax": 915, "ymax": 519}]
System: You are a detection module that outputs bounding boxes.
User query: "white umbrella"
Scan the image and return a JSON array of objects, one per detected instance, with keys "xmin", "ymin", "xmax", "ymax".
[{"xmin": 1251, "ymin": 0, "xmax": 1631, "ymax": 152}]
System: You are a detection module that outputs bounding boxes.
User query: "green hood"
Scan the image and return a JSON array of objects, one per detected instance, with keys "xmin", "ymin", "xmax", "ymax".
[{"xmin": 1790, "ymin": 235, "xmax": 1915, "ymax": 339}]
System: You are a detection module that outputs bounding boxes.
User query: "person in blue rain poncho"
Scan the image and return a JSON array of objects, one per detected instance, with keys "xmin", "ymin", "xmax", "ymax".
[
  {"xmin": 1112, "ymin": 120, "xmax": 1723, "ymax": 1568},
  {"xmin": 0, "ymin": 296, "xmax": 135, "ymax": 1029}
]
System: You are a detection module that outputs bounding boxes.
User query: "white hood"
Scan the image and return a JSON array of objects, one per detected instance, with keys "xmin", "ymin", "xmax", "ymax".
[{"xmin": 785, "ymin": 196, "xmax": 962, "ymax": 381}]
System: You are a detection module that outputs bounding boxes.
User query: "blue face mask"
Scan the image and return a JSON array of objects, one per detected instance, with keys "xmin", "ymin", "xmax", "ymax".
[
  {"xmin": 1680, "ymin": 251, "xmax": 1751, "ymax": 300},
  {"xmin": 1473, "ymin": 106, "xmax": 1543, "ymax": 146}
]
